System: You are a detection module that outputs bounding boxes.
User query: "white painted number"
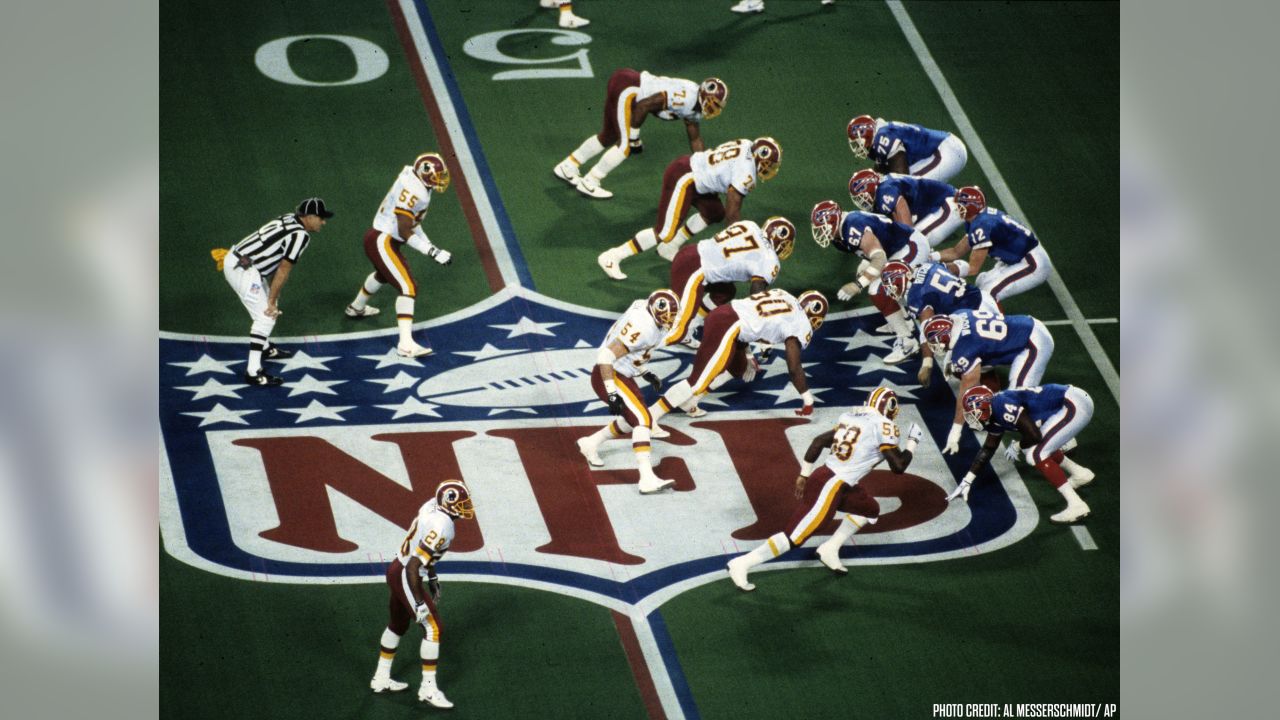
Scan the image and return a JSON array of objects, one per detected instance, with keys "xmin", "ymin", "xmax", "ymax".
[
  {"xmin": 255, "ymin": 35, "xmax": 389, "ymax": 86},
  {"xmin": 462, "ymin": 30, "xmax": 593, "ymax": 81}
]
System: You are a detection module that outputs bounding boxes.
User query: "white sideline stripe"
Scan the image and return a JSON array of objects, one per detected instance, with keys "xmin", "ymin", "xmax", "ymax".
[
  {"xmin": 1072, "ymin": 526, "xmax": 1099, "ymax": 551},
  {"xmin": 400, "ymin": 0, "xmax": 522, "ymax": 288},
  {"xmin": 886, "ymin": 1, "xmax": 1120, "ymax": 404},
  {"xmin": 1043, "ymin": 318, "xmax": 1118, "ymax": 326},
  {"xmin": 628, "ymin": 608, "xmax": 686, "ymax": 720}
]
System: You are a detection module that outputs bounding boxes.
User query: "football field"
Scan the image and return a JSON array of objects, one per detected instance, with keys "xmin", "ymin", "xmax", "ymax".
[{"xmin": 160, "ymin": 1, "xmax": 1119, "ymax": 718}]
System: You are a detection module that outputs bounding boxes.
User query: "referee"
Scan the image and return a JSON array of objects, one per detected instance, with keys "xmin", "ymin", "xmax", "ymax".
[{"xmin": 223, "ymin": 198, "xmax": 332, "ymax": 386}]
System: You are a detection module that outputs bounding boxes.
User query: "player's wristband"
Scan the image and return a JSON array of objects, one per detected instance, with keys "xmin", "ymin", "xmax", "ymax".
[
  {"xmin": 799, "ymin": 461, "xmax": 813, "ymax": 477},
  {"xmin": 929, "ymin": 251, "xmax": 942, "ymax": 262},
  {"xmin": 801, "ymin": 390, "xmax": 815, "ymax": 406},
  {"xmin": 953, "ymin": 259, "xmax": 970, "ymax": 277},
  {"xmin": 904, "ymin": 437, "xmax": 919, "ymax": 454},
  {"xmin": 921, "ymin": 356, "xmax": 934, "ymax": 368},
  {"xmin": 604, "ymin": 380, "xmax": 618, "ymax": 395},
  {"xmin": 961, "ymin": 471, "xmax": 976, "ymax": 485}
]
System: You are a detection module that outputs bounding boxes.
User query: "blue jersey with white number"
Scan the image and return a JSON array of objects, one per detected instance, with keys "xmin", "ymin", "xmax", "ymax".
[
  {"xmin": 905, "ymin": 263, "xmax": 985, "ymax": 318},
  {"xmin": 875, "ymin": 175, "xmax": 956, "ymax": 219},
  {"xmin": 965, "ymin": 207, "xmax": 1039, "ymax": 264},
  {"xmin": 871, "ymin": 121, "xmax": 950, "ymax": 168},
  {"xmin": 985, "ymin": 384, "xmax": 1071, "ymax": 435},
  {"xmin": 949, "ymin": 310, "xmax": 1036, "ymax": 375},
  {"xmin": 837, "ymin": 212, "xmax": 915, "ymax": 257}
]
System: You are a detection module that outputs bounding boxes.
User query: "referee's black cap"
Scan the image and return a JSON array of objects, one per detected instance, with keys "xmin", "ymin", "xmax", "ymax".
[{"xmin": 296, "ymin": 197, "xmax": 335, "ymax": 218}]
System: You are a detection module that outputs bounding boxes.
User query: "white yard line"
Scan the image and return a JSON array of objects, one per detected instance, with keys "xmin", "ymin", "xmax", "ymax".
[
  {"xmin": 1042, "ymin": 318, "xmax": 1119, "ymax": 326},
  {"xmin": 886, "ymin": 0, "xmax": 1120, "ymax": 403},
  {"xmin": 1071, "ymin": 525, "xmax": 1099, "ymax": 551}
]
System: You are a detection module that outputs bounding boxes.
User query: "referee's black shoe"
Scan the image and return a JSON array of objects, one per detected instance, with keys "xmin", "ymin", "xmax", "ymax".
[
  {"xmin": 244, "ymin": 371, "xmax": 284, "ymax": 387},
  {"xmin": 264, "ymin": 344, "xmax": 295, "ymax": 360}
]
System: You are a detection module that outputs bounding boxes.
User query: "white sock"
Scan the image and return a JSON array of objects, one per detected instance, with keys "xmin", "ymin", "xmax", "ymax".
[
  {"xmin": 744, "ymin": 532, "xmax": 791, "ymax": 567},
  {"xmin": 684, "ymin": 213, "xmax": 708, "ymax": 236},
  {"xmin": 820, "ymin": 514, "xmax": 873, "ymax": 551},
  {"xmin": 652, "ymin": 380, "xmax": 693, "ymax": 422},
  {"xmin": 588, "ymin": 145, "xmax": 628, "ymax": 181},
  {"xmin": 375, "ymin": 627, "xmax": 401, "ymax": 677},
  {"xmin": 887, "ymin": 309, "xmax": 912, "ymax": 338},
  {"xmin": 1060, "ymin": 457, "xmax": 1088, "ymax": 474},
  {"xmin": 421, "ymin": 639, "xmax": 440, "ymax": 685},
  {"xmin": 396, "ymin": 296, "xmax": 415, "ymax": 346},
  {"xmin": 569, "ymin": 135, "xmax": 605, "ymax": 166},
  {"xmin": 628, "ymin": 228, "xmax": 659, "ymax": 255},
  {"xmin": 1057, "ymin": 483, "xmax": 1085, "ymax": 505},
  {"xmin": 352, "ymin": 272, "xmax": 382, "ymax": 310}
]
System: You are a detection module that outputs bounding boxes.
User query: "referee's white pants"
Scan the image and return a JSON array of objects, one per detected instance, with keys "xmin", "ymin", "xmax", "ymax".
[
  {"xmin": 1008, "ymin": 319, "xmax": 1054, "ymax": 388},
  {"xmin": 223, "ymin": 260, "xmax": 276, "ymax": 338},
  {"xmin": 912, "ymin": 133, "xmax": 968, "ymax": 183},
  {"xmin": 1029, "ymin": 386, "xmax": 1094, "ymax": 465},
  {"xmin": 976, "ymin": 245, "xmax": 1051, "ymax": 302}
]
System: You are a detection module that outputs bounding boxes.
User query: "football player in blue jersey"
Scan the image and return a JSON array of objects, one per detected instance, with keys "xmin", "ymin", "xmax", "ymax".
[
  {"xmin": 849, "ymin": 169, "xmax": 963, "ymax": 248},
  {"xmin": 935, "ymin": 186, "xmax": 1051, "ymax": 303},
  {"xmin": 946, "ymin": 383, "xmax": 1096, "ymax": 524},
  {"xmin": 921, "ymin": 309, "xmax": 1055, "ymax": 454},
  {"xmin": 811, "ymin": 199, "xmax": 930, "ymax": 363},
  {"xmin": 880, "ymin": 260, "xmax": 1000, "ymax": 386},
  {"xmin": 847, "ymin": 115, "xmax": 968, "ymax": 182}
]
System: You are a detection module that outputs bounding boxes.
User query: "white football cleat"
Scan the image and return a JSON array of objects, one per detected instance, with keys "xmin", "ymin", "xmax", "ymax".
[
  {"xmin": 638, "ymin": 475, "xmax": 676, "ymax": 495},
  {"xmin": 418, "ymin": 685, "xmax": 454, "ymax": 708},
  {"xmin": 883, "ymin": 336, "xmax": 920, "ymax": 364},
  {"xmin": 575, "ymin": 175, "xmax": 612, "ymax": 198},
  {"xmin": 539, "ymin": 0, "xmax": 559, "ymax": 7},
  {"xmin": 1050, "ymin": 499, "xmax": 1091, "ymax": 524},
  {"xmin": 553, "ymin": 159, "xmax": 580, "ymax": 186},
  {"xmin": 1068, "ymin": 466, "xmax": 1096, "ymax": 489},
  {"xmin": 874, "ymin": 322, "xmax": 894, "ymax": 334},
  {"xmin": 727, "ymin": 556, "xmax": 756, "ymax": 591},
  {"xmin": 731, "ymin": 0, "xmax": 765, "ymax": 13},
  {"xmin": 370, "ymin": 676, "xmax": 408, "ymax": 693},
  {"xmin": 597, "ymin": 249, "xmax": 627, "ymax": 280},
  {"xmin": 649, "ymin": 425, "xmax": 670, "ymax": 440},
  {"xmin": 816, "ymin": 544, "xmax": 848, "ymax": 574},
  {"xmin": 678, "ymin": 335, "xmax": 701, "ymax": 350},
  {"xmin": 559, "ymin": 11, "xmax": 590, "ymax": 28},
  {"xmin": 576, "ymin": 436, "xmax": 603, "ymax": 467},
  {"xmin": 345, "ymin": 305, "xmax": 380, "ymax": 318},
  {"xmin": 684, "ymin": 405, "xmax": 708, "ymax": 418},
  {"xmin": 397, "ymin": 342, "xmax": 434, "ymax": 358}
]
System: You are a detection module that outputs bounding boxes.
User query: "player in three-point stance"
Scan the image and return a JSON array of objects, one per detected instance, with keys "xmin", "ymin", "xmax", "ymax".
[
  {"xmin": 848, "ymin": 169, "xmax": 962, "ymax": 248},
  {"xmin": 345, "ymin": 152, "xmax": 455, "ymax": 358},
  {"xmin": 947, "ymin": 383, "xmax": 1096, "ymax": 524},
  {"xmin": 846, "ymin": 115, "xmax": 968, "ymax": 182},
  {"xmin": 935, "ymin": 185, "xmax": 1051, "ymax": 303},
  {"xmin": 576, "ymin": 289, "xmax": 682, "ymax": 494},
  {"xmin": 369, "ymin": 481, "xmax": 474, "ymax": 708},
  {"xmin": 727, "ymin": 387, "xmax": 923, "ymax": 590}
]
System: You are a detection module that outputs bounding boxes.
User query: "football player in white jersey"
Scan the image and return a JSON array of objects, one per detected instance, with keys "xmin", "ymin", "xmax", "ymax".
[
  {"xmin": 576, "ymin": 290, "xmax": 681, "ymax": 494},
  {"xmin": 554, "ymin": 69, "xmax": 728, "ymax": 199},
  {"xmin": 727, "ymin": 388, "xmax": 924, "ymax": 590},
  {"xmin": 597, "ymin": 137, "xmax": 782, "ymax": 280},
  {"xmin": 665, "ymin": 217, "xmax": 794, "ymax": 347},
  {"xmin": 370, "ymin": 481, "xmax": 474, "ymax": 708},
  {"xmin": 345, "ymin": 153, "xmax": 455, "ymax": 358},
  {"xmin": 646, "ymin": 288, "xmax": 827, "ymax": 428}
]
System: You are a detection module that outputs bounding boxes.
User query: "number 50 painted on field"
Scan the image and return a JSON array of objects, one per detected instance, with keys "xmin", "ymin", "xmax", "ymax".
[{"xmin": 463, "ymin": 29, "xmax": 593, "ymax": 81}]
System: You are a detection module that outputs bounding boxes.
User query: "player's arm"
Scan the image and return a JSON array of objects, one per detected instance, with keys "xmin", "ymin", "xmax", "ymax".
[
  {"xmin": 893, "ymin": 197, "xmax": 912, "ymax": 225},
  {"xmin": 396, "ymin": 212, "xmax": 416, "ymax": 242},
  {"xmin": 784, "ymin": 337, "xmax": 815, "ymax": 416},
  {"xmin": 404, "ymin": 555, "xmax": 429, "ymax": 608},
  {"xmin": 265, "ymin": 259, "xmax": 293, "ymax": 316},
  {"xmin": 632, "ymin": 94, "xmax": 666, "ymax": 127},
  {"xmin": 838, "ymin": 230, "xmax": 886, "ymax": 300},
  {"xmin": 1014, "ymin": 410, "xmax": 1043, "ymax": 449},
  {"xmin": 748, "ymin": 276, "xmax": 769, "ymax": 294},
  {"xmin": 685, "ymin": 119, "xmax": 705, "ymax": 152},
  {"xmin": 724, "ymin": 187, "xmax": 744, "ymax": 225},
  {"xmin": 796, "ymin": 428, "xmax": 837, "ymax": 498},
  {"xmin": 914, "ymin": 307, "xmax": 937, "ymax": 386},
  {"xmin": 597, "ymin": 339, "xmax": 630, "ymax": 414},
  {"xmin": 886, "ymin": 152, "xmax": 909, "ymax": 175},
  {"xmin": 882, "ymin": 432, "xmax": 920, "ymax": 474},
  {"xmin": 940, "ymin": 361, "xmax": 982, "ymax": 455}
]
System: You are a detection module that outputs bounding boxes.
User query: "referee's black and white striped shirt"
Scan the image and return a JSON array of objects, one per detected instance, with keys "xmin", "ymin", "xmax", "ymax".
[{"xmin": 230, "ymin": 214, "xmax": 311, "ymax": 276}]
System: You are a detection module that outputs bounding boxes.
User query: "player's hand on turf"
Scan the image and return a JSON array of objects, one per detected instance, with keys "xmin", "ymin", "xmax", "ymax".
[
  {"xmin": 795, "ymin": 402, "xmax": 814, "ymax": 417},
  {"xmin": 606, "ymin": 393, "xmax": 626, "ymax": 415},
  {"xmin": 1003, "ymin": 442, "xmax": 1021, "ymax": 463},
  {"xmin": 837, "ymin": 282, "xmax": 861, "ymax": 301},
  {"xmin": 642, "ymin": 372, "xmax": 663, "ymax": 392},
  {"xmin": 432, "ymin": 248, "xmax": 452, "ymax": 266},
  {"xmin": 947, "ymin": 478, "xmax": 973, "ymax": 503},
  {"xmin": 916, "ymin": 364, "xmax": 932, "ymax": 387}
]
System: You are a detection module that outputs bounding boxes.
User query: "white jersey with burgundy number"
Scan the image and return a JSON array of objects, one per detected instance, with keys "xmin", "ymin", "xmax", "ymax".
[
  {"xmin": 697, "ymin": 221, "xmax": 781, "ymax": 285},
  {"xmin": 824, "ymin": 407, "xmax": 900, "ymax": 483},
  {"xmin": 396, "ymin": 499, "xmax": 456, "ymax": 578},
  {"xmin": 372, "ymin": 166, "xmax": 433, "ymax": 241},
  {"xmin": 638, "ymin": 71, "xmax": 701, "ymax": 122},
  {"xmin": 602, "ymin": 300, "xmax": 667, "ymax": 378},
  {"xmin": 730, "ymin": 289, "xmax": 813, "ymax": 348},
  {"xmin": 690, "ymin": 139, "xmax": 757, "ymax": 197}
]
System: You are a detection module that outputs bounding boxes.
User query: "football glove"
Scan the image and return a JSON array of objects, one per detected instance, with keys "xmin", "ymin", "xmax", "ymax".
[
  {"xmin": 750, "ymin": 340, "xmax": 772, "ymax": 362},
  {"xmin": 837, "ymin": 282, "xmax": 862, "ymax": 301},
  {"xmin": 428, "ymin": 577, "xmax": 441, "ymax": 602},
  {"xmin": 1003, "ymin": 441, "xmax": 1021, "ymax": 463},
  {"xmin": 629, "ymin": 138, "xmax": 644, "ymax": 154},
  {"xmin": 946, "ymin": 474, "xmax": 974, "ymax": 503},
  {"xmin": 606, "ymin": 393, "xmax": 627, "ymax": 415},
  {"xmin": 907, "ymin": 423, "xmax": 924, "ymax": 444},
  {"xmin": 414, "ymin": 602, "xmax": 430, "ymax": 625},
  {"xmin": 641, "ymin": 371, "xmax": 663, "ymax": 392},
  {"xmin": 943, "ymin": 423, "xmax": 963, "ymax": 455},
  {"xmin": 431, "ymin": 248, "xmax": 452, "ymax": 266}
]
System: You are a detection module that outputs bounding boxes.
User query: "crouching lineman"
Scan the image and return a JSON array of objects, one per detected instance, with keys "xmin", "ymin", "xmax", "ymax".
[
  {"xmin": 846, "ymin": 115, "xmax": 968, "ymax": 182},
  {"xmin": 345, "ymin": 152, "xmax": 454, "ymax": 358},
  {"xmin": 947, "ymin": 384, "xmax": 1096, "ymax": 523},
  {"xmin": 935, "ymin": 186, "xmax": 1051, "ymax": 303},
  {"xmin": 665, "ymin": 216, "xmax": 794, "ymax": 348},
  {"xmin": 810, "ymin": 199, "xmax": 929, "ymax": 364},
  {"xmin": 553, "ymin": 69, "xmax": 727, "ymax": 199},
  {"xmin": 921, "ymin": 309, "xmax": 1055, "ymax": 454},
  {"xmin": 878, "ymin": 260, "xmax": 999, "ymax": 385},
  {"xmin": 577, "ymin": 289, "xmax": 681, "ymax": 494},
  {"xmin": 848, "ymin": 169, "xmax": 962, "ymax": 248},
  {"xmin": 647, "ymin": 288, "xmax": 827, "ymax": 428},
  {"xmin": 370, "ymin": 481, "xmax": 474, "ymax": 708},
  {"xmin": 727, "ymin": 387, "xmax": 922, "ymax": 590},
  {"xmin": 597, "ymin": 137, "xmax": 782, "ymax": 279}
]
